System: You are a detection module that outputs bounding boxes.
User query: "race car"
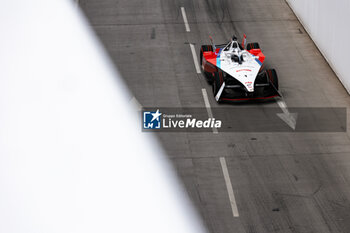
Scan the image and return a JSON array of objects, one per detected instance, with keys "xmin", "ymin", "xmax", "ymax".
[{"xmin": 200, "ymin": 35, "xmax": 280, "ymax": 102}]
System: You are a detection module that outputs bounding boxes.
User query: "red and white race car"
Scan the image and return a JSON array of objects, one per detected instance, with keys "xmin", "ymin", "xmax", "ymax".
[{"xmin": 200, "ymin": 35, "xmax": 280, "ymax": 102}]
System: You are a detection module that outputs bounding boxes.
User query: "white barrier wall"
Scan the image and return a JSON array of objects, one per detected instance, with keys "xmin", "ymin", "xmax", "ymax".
[{"xmin": 286, "ymin": 0, "xmax": 350, "ymax": 93}]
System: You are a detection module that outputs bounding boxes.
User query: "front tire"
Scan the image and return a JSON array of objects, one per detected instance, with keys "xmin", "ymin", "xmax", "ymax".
[
  {"xmin": 212, "ymin": 78, "xmax": 218, "ymax": 95},
  {"xmin": 266, "ymin": 69, "xmax": 278, "ymax": 90},
  {"xmin": 212, "ymin": 71, "xmax": 223, "ymax": 102}
]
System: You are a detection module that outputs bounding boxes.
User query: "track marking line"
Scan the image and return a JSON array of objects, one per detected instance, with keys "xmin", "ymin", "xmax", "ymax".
[
  {"xmin": 220, "ymin": 157, "xmax": 239, "ymax": 217},
  {"xmin": 190, "ymin": 44, "xmax": 201, "ymax": 74},
  {"xmin": 276, "ymin": 98, "xmax": 289, "ymax": 115},
  {"xmin": 276, "ymin": 98, "xmax": 297, "ymax": 130},
  {"xmin": 181, "ymin": 7, "xmax": 190, "ymax": 32},
  {"xmin": 201, "ymin": 89, "xmax": 218, "ymax": 134}
]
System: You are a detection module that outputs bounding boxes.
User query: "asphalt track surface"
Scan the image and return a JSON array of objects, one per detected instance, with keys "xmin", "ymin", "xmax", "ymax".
[{"xmin": 81, "ymin": 1, "xmax": 350, "ymax": 232}]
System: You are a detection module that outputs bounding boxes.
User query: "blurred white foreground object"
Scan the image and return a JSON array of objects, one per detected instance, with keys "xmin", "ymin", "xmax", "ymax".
[{"xmin": 0, "ymin": 1, "xmax": 206, "ymax": 233}]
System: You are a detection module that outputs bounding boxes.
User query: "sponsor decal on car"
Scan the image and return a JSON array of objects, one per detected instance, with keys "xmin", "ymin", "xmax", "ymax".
[{"xmin": 236, "ymin": 69, "xmax": 252, "ymax": 72}]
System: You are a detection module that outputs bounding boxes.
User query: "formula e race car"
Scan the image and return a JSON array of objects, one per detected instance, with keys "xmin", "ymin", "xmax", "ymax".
[{"xmin": 200, "ymin": 35, "xmax": 280, "ymax": 102}]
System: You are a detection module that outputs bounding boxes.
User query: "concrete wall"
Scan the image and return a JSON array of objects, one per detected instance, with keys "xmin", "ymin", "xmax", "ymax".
[{"xmin": 286, "ymin": 0, "xmax": 350, "ymax": 93}]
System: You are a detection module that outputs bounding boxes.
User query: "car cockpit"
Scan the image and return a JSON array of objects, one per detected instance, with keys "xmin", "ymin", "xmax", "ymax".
[{"xmin": 222, "ymin": 36, "xmax": 249, "ymax": 65}]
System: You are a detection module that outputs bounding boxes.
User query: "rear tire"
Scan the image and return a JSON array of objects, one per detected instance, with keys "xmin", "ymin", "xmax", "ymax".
[
  {"xmin": 266, "ymin": 69, "xmax": 278, "ymax": 90},
  {"xmin": 200, "ymin": 45, "xmax": 213, "ymax": 66},
  {"xmin": 200, "ymin": 45, "xmax": 214, "ymax": 83},
  {"xmin": 246, "ymin": 42, "xmax": 260, "ymax": 50}
]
